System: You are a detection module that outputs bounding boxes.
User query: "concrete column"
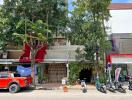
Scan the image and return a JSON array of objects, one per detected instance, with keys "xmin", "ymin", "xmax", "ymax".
[
  {"xmin": 127, "ymin": 64, "xmax": 132, "ymax": 76},
  {"xmin": 66, "ymin": 63, "xmax": 69, "ymax": 79}
]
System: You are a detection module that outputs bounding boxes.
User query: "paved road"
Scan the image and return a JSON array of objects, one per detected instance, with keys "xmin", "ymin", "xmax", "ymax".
[{"xmin": 0, "ymin": 89, "xmax": 132, "ymax": 100}]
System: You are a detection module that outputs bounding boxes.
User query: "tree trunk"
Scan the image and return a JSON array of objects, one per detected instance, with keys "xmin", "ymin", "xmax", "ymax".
[{"xmin": 30, "ymin": 48, "xmax": 36, "ymax": 88}]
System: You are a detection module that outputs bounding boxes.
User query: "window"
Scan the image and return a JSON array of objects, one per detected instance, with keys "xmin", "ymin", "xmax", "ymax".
[
  {"xmin": 14, "ymin": 73, "xmax": 21, "ymax": 77},
  {"xmin": 0, "ymin": 73, "xmax": 9, "ymax": 78}
]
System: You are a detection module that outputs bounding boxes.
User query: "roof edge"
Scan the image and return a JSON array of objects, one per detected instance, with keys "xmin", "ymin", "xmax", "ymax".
[{"xmin": 108, "ymin": 3, "xmax": 132, "ymax": 10}]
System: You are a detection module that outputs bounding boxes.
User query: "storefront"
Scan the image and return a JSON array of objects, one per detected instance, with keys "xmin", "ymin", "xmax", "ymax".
[
  {"xmin": 39, "ymin": 63, "xmax": 67, "ymax": 83},
  {"xmin": 107, "ymin": 54, "xmax": 132, "ymax": 81}
]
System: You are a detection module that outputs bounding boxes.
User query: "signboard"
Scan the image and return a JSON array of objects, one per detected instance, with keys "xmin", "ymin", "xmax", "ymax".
[{"xmin": 112, "ymin": 56, "xmax": 132, "ymax": 64}]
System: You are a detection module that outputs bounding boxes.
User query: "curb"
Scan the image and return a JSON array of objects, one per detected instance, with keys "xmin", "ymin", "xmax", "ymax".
[
  {"xmin": 33, "ymin": 87, "xmax": 96, "ymax": 90},
  {"xmin": 28, "ymin": 84, "xmax": 96, "ymax": 90}
]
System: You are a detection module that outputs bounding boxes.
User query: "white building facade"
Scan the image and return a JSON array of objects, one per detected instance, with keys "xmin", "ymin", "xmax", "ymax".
[{"xmin": 107, "ymin": 3, "xmax": 132, "ymax": 77}]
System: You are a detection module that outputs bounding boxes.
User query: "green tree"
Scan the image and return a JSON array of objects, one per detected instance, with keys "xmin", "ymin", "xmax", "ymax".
[
  {"xmin": 0, "ymin": 0, "xmax": 68, "ymax": 46},
  {"xmin": 67, "ymin": 0, "xmax": 112, "ymax": 77},
  {"xmin": 0, "ymin": 0, "xmax": 68, "ymax": 86},
  {"xmin": 13, "ymin": 19, "xmax": 48, "ymax": 87},
  {"xmin": 0, "ymin": 6, "xmax": 10, "ymax": 51}
]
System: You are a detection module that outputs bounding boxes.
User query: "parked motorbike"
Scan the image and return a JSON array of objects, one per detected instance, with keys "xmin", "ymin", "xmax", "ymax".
[
  {"xmin": 106, "ymin": 80, "xmax": 116, "ymax": 93},
  {"xmin": 81, "ymin": 79, "xmax": 87, "ymax": 93},
  {"xmin": 114, "ymin": 81, "xmax": 126, "ymax": 93},
  {"xmin": 95, "ymin": 76, "xmax": 107, "ymax": 93},
  {"xmin": 106, "ymin": 67, "xmax": 116, "ymax": 92},
  {"xmin": 128, "ymin": 76, "xmax": 132, "ymax": 90}
]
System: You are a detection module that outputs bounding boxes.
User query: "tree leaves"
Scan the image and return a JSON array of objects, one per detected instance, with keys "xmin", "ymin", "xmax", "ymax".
[
  {"xmin": 14, "ymin": 19, "xmax": 48, "ymax": 43},
  {"xmin": 0, "ymin": 0, "xmax": 67, "ymax": 47},
  {"xmin": 68, "ymin": 0, "xmax": 112, "ymax": 61}
]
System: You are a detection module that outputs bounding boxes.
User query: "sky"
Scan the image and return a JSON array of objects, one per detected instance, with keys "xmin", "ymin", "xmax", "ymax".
[
  {"xmin": 112, "ymin": 0, "xmax": 132, "ymax": 3},
  {"xmin": 0, "ymin": 0, "xmax": 2, "ymax": 5}
]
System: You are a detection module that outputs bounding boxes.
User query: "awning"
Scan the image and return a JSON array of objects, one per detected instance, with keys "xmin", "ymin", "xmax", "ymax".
[
  {"xmin": 0, "ymin": 59, "xmax": 19, "ymax": 64},
  {"xmin": 0, "ymin": 61, "xmax": 12, "ymax": 64}
]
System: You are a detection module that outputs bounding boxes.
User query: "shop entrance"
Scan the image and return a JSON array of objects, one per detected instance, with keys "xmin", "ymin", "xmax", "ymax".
[
  {"xmin": 79, "ymin": 69, "xmax": 92, "ymax": 83},
  {"xmin": 45, "ymin": 63, "xmax": 67, "ymax": 83}
]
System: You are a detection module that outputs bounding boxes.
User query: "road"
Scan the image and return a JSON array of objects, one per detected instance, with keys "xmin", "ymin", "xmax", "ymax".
[{"xmin": 0, "ymin": 89, "xmax": 132, "ymax": 100}]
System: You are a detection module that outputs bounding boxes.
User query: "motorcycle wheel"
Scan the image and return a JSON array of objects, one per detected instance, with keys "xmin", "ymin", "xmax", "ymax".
[
  {"xmin": 109, "ymin": 87, "xmax": 116, "ymax": 93},
  {"xmin": 100, "ymin": 87, "xmax": 107, "ymax": 93},
  {"xmin": 118, "ymin": 87, "xmax": 126, "ymax": 93},
  {"xmin": 82, "ymin": 88, "xmax": 87, "ymax": 93},
  {"xmin": 129, "ymin": 86, "xmax": 132, "ymax": 90}
]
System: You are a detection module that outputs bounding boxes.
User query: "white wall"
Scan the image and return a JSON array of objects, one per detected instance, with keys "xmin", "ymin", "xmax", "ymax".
[{"xmin": 106, "ymin": 10, "xmax": 132, "ymax": 34}]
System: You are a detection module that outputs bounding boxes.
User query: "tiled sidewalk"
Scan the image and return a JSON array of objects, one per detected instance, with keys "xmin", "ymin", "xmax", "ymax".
[
  {"xmin": 35, "ymin": 82, "xmax": 129, "ymax": 90},
  {"xmin": 35, "ymin": 83, "xmax": 96, "ymax": 90}
]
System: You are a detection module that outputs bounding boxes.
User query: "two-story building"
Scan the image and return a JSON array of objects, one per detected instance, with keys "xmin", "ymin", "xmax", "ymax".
[
  {"xmin": 0, "ymin": 34, "xmax": 84, "ymax": 84},
  {"xmin": 106, "ymin": 3, "xmax": 132, "ymax": 80}
]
